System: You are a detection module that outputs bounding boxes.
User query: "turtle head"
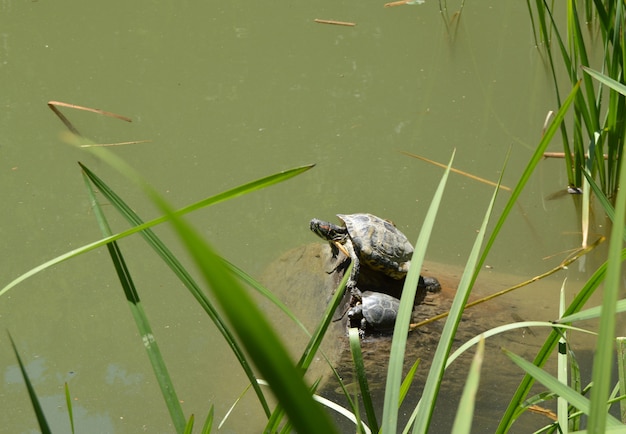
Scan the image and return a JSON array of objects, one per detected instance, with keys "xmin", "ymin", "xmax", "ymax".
[{"xmin": 310, "ymin": 218, "xmax": 346, "ymax": 242}]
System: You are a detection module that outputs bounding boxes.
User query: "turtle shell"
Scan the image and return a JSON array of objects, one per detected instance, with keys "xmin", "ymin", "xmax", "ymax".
[
  {"xmin": 338, "ymin": 213, "xmax": 413, "ymax": 279},
  {"xmin": 360, "ymin": 291, "xmax": 400, "ymax": 332}
]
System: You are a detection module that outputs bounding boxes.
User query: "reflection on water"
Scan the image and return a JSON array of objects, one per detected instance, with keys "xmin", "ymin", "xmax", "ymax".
[
  {"xmin": 5, "ymin": 357, "xmax": 47, "ymax": 385},
  {"xmin": 0, "ymin": 0, "xmax": 610, "ymax": 432},
  {"xmin": 105, "ymin": 363, "xmax": 144, "ymax": 388}
]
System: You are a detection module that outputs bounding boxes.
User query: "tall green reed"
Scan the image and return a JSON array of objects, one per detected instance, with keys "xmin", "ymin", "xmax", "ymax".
[{"xmin": 527, "ymin": 0, "xmax": 625, "ymax": 198}]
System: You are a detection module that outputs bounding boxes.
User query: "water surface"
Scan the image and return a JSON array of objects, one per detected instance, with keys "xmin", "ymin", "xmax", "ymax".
[{"xmin": 0, "ymin": 1, "xmax": 607, "ymax": 432}]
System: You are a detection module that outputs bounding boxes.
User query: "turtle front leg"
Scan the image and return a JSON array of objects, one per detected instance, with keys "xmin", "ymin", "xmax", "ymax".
[{"xmin": 342, "ymin": 242, "xmax": 362, "ymax": 303}]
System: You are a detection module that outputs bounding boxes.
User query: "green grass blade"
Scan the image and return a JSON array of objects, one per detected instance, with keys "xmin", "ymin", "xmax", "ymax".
[
  {"xmin": 349, "ymin": 327, "xmax": 378, "ymax": 433},
  {"xmin": 202, "ymin": 406, "xmax": 214, "ymax": 434},
  {"xmin": 296, "ymin": 265, "xmax": 350, "ymax": 370},
  {"xmin": 448, "ymin": 322, "xmax": 594, "ymax": 369},
  {"xmin": 587, "ymin": 131, "xmax": 626, "ymax": 433},
  {"xmin": 503, "ymin": 349, "xmax": 623, "ymax": 427},
  {"xmin": 569, "ymin": 348, "xmax": 583, "ymax": 431},
  {"xmin": 64, "ymin": 383, "xmax": 75, "ymax": 434},
  {"xmin": 496, "ymin": 248, "xmax": 626, "ymax": 432},
  {"xmin": 617, "ymin": 338, "xmax": 626, "ymax": 423},
  {"xmin": 8, "ymin": 332, "xmax": 52, "ymax": 434},
  {"xmin": 557, "ymin": 281, "xmax": 568, "ymax": 433},
  {"xmin": 451, "ymin": 337, "xmax": 485, "ymax": 434},
  {"xmin": 480, "ymin": 82, "xmax": 580, "ymax": 282},
  {"xmin": 582, "ymin": 168, "xmax": 616, "ymax": 223},
  {"xmin": 556, "ymin": 290, "xmax": 626, "ymax": 324},
  {"xmin": 399, "ymin": 359, "xmax": 420, "ymax": 406},
  {"xmin": 581, "ymin": 67, "xmax": 626, "ymax": 97},
  {"xmin": 568, "ymin": 0, "xmax": 599, "ymax": 133},
  {"xmin": 80, "ymin": 164, "xmax": 270, "ymax": 416},
  {"xmin": 264, "ymin": 268, "xmax": 350, "ymax": 432},
  {"xmin": 158, "ymin": 208, "xmax": 338, "ymax": 433},
  {"xmin": 382, "ymin": 150, "xmax": 455, "ymax": 434},
  {"xmin": 225, "ymin": 259, "xmax": 309, "ymax": 334},
  {"xmin": 82, "ymin": 173, "xmax": 187, "ymax": 433},
  {"xmin": 183, "ymin": 415, "xmax": 194, "ymax": 434},
  {"xmin": 412, "ymin": 150, "xmax": 503, "ymax": 434},
  {"xmin": 0, "ymin": 162, "xmax": 314, "ymax": 299}
]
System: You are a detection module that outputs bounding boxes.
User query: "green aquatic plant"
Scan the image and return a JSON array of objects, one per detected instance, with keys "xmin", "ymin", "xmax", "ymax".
[{"xmin": 527, "ymin": 0, "xmax": 625, "ymax": 199}]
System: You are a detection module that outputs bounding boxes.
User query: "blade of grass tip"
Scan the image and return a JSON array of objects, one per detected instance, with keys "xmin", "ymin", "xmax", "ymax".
[
  {"xmin": 582, "ymin": 66, "xmax": 626, "ymax": 97},
  {"xmin": 412, "ymin": 150, "xmax": 504, "ymax": 434},
  {"xmin": 202, "ymin": 406, "xmax": 214, "ymax": 434},
  {"xmin": 557, "ymin": 280, "xmax": 569, "ymax": 433},
  {"xmin": 349, "ymin": 327, "xmax": 379, "ymax": 433},
  {"xmin": 8, "ymin": 332, "xmax": 52, "ymax": 434},
  {"xmin": 81, "ymin": 165, "xmax": 271, "ymax": 417},
  {"xmin": 451, "ymin": 337, "xmax": 485, "ymax": 434},
  {"xmin": 382, "ymin": 150, "xmax": 455, "ymax": 434},
  {"xmin": 219, "ymin": 383, "xmax": 252, "ymax": 430},
  {"xmin": 0, "ymin": 160, "xmax": 314, "ymax": 300},
  {"xmin": 64, "ymin": 383, "xmax": 75, "ymax": 434},
  {"xmin": 503, "ymin": 348, "xmax": 623, "ymax": 427},
  {"xmin": 183, "ymin": 415, "xmax": 194, "ymax": 434},
  {"xmin": 82, "ymin": 173, "xmax": 187, "ymax": 433},
  {"xmin": 399, "ymin": 359, "xmax": 420, "ymax": 406},
  {"xmin": 587, "ymin": 133, "xmax": 626, "ymax": 433}
]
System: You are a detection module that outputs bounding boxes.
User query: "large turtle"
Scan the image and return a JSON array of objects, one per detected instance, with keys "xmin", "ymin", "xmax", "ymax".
[
  {"xmin": 310, "ymin": 213, "xmax": 414, "ymax": 300},
  {"xmin": 348, "ymin": 291, "xmax": 400, "ymax": 335}
]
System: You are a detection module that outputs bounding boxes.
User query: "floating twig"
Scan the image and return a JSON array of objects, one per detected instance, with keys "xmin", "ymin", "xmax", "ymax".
[
  {"xmin": 80, "ymin": 139, "xmax": 152, "ymax": 148},
  {"xmin": 314, "ymin": 19, "xmax": 356, "ymax": 27},
  {"xmin": 543, "ymin": 151, "xmax": 608, "ymax": 160},
  {"xmin": 47, "ymin": 101, "xmax": 144, "ymax": 148},
  {"xmin": 384, "ymin": 0, "xmax": 409, "ymax": 7},
  {"xmin": 401, "ymin": 150, "xmax": 511, "ymax": 191}
]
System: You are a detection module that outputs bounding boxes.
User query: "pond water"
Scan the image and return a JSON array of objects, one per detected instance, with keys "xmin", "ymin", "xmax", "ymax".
[{"xmin": 0, "ymin": 0, "xmax": 614, "ymax": 432}]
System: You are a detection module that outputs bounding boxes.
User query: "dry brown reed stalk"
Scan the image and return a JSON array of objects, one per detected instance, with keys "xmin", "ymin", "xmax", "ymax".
[
  {"xmin": 313, "ymin": 19, "xmax": 356, "ymax": 26},
  {"xmin": 400, "ymin": 150, "xmax": 512, "ymax": 191},
  {"xmin": 48, "ymin": 100, "xmax": 149, "ymax": 147}
]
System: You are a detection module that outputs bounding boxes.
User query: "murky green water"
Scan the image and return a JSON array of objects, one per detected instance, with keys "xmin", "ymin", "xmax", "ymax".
[{"xmin": 0, "ymin": 0, "xmax": 612, "ymax": 432}]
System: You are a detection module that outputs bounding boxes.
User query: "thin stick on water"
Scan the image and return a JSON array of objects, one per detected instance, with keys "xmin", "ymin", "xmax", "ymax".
[{"xmin": 400, "ymin": 151, "xmax": 511, "ymax": 191}]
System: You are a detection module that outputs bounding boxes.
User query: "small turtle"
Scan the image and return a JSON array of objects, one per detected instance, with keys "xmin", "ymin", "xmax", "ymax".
[
  {"xmin": 310, "ymin": 213, "xmax": 414, "ymax": 299},
  {"xmin": 348, "ymin": 291, "xmax": 400, "ymax": 334}
]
